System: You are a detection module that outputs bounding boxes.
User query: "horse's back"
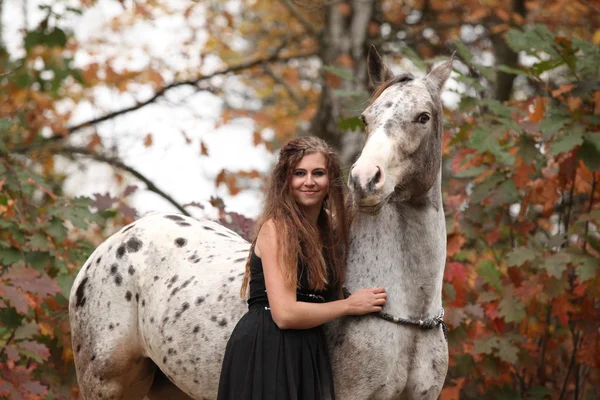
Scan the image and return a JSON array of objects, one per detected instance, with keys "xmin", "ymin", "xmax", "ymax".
[{"xmin": 69, "ymin": 213, "xmax": 251, "ymax": 399}]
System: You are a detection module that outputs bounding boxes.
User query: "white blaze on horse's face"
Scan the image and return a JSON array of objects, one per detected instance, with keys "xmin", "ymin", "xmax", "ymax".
[{"xmin": 349, "ymin": 47, "xmax": 452, "ymax": 212}]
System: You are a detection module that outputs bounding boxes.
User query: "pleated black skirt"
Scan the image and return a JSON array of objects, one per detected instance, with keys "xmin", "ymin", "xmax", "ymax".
[{"xmin": 217, "ymin": 305, "xmax": 335, "ymax": 400}]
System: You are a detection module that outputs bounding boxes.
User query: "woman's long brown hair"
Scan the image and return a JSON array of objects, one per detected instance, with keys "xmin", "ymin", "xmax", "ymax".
[{"xmin": 240, "ymin": 136, "xmax": 349, "ymax": 299}]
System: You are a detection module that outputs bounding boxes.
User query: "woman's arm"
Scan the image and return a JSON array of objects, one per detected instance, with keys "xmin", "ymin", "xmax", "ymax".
[{"xmin": 257, "ymin": 219, "xmax": 386, "ymax": 330}]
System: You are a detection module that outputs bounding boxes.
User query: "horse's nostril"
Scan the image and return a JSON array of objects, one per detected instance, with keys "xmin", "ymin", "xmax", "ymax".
[{"xmin": 374, "ymin": 168, "xmax": 381, "ymax": 184}]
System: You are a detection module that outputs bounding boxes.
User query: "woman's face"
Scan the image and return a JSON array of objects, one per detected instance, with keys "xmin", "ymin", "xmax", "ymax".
[{"xmin": 289, "ymin": 152, "xmax": 329, "ymax": 212}]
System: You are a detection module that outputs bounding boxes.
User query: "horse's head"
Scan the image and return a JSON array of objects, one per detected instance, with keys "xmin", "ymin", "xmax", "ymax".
[{"xmin": 349, "ymin": 47, "xmax": 452, "ymax": 213}]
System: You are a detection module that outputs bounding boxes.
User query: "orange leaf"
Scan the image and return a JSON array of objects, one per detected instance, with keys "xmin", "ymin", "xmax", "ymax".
[
  {"xmin": 529, "ymin": 96, "xmax": 545, "ymax": 122},
  {"xmin": 513, "ymin": 161, "xmax": 534, "ymax": 189},
  {"xmin": 200, "ymin": 141, "xmax": 209, "ymax": 156},
  {"xmin": 593, "ymin": 91, "xmax": 600, "ymax": 114},
  {"xmin": 495, "ymin": 8, "xmax": 511, "ymax": 22},
  {"xmin": 337, "ymin": 3, "xmax": 352, "ymax": 17},
  {"xmin": 447, "ymin": 233, "xmax": 465, "ymax": 257},
  {"xmin": 551, "ymin": 295, "xmax": 575, "ymax": 326},
  {"xmin": 551, "ymin": 84, "xmax": 575, "ymax": 98},
  {"xmin": 143, "ymin": 133, "xmax": 153, "ymax": 147},
  {"xmin": 440, "ymin": 377, "xmax": 465, "ymax": 400},
  {"xmin": 336, "ymin": 53, "xmax": 354, "ymax": 68},
  {"xmin": 485, "ymin": 229, "xmax": 501, "ymax": 246},
  {"xmin": 567, "ymin": 96, "xmax": 583, "ymax": 112}
]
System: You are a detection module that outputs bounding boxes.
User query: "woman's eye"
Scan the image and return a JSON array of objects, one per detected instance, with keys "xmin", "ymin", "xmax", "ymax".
[
  {"xmin": 416, "ymin": 113, "xmax": 430, "ymax": 124},
  {"xmin": 294, "ymin": 171, "xmax": 306, "ymax": 177},
  {"xmin": 313, "ymin": 171, "xmax": 325, "ymax": 177}
]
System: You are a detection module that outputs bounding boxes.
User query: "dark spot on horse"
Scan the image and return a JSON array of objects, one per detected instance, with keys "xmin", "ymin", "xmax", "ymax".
[
  {"xmin": 178, "ymin": 222, "xmax": 191, "ymax": 227},
  {"xmin": 114, "ymin": 274, "xmax": 123, "ymax": 285},
  {"xmin": 96, "ymin": 256, "xmax": 102, "ymax": 264},
  {"xmin": 154, "ymin": 276, "xmax": 159, "ymax": 281},
  {"xmin": 167, "ymin": 336, "xmax": 173, "ymax": 342},
  {"xmin": 126, "ymin": 237, "xmax": 142, "ymax": 252},
  {"xmin": 163, "ymin": 356, "xmax": 167, "ymax": 364},
  {"xmin": 217, "ymin": 294, "xmax": 223, "ymax": 301},
  {"xmin": 165, "ymin": 215, "xmax": 184, "ymax": 221},
  {"xmin": 228, "ymin": 276, "xmax": 235, "ymax": 282},
  {"xmin": 161, "ymin": 257, "xmax": 166, "ymax": 262},
  {"xmin": 125, "ymin": 291, "xmax": 132, "ymax": 301},
  {"xmin": 75, "ymin": 277, "xmax": 89, "ymax": 308},
  {"xmin": 163, "ymin": 317, "xmax": 169, "ymax": 324},
  {"xmin": 116, "ymin": 245, "xmax": 126, "ymax": 259},
  {"xmin": 234, "ymin": 257, "xmax": 246, "ymax": 263},
  {"xmin": 167, "ymin": 348, "xmax": 176, "ymax": 355},
  {"xmin": 384, "ymin": 119, "xmax": 394, "ymax": 136},
  {"xmin": 123, "ymin": 224, "xmax": 135, "ymax": 233},
  {"xmin": 203, "ymin": 226, "xmax": 214, "ymax": 231},
  {"xmin": 109, "ymin": 323, "xmax": 114, "ymax": 330},
  {"xmin": 175, "ymin": 238, "xmax": 187, "ymax": 247},
  {"xmin": 421, "ymin": 389, "xmax": 429, "ymax": 396},
  {"xmin": 216, "ymin": 232, "xmax": 228, "ymax": 237},
  {"xmin": 76, "ymin": 344, "xmax": 81, "ymax": 353},
  {"xmin": 110, "ymin": 264, "xmax": 118, "ymax": 274},
  {"xmin": 135, "ymin": 293, "xmax": 139, "ymax": 302},
  {"xmin": 432, "ymin": 359, "xmax": 437, "ymax": 371},
  {"xmin": 420, "ymin": 286, "xmax": 424, "ymax": 291},
  {"xmin": 182, "ymin": 302, "xmax": 190, "ymax": 311},
  {"xmin": 91, "ymin": 355, "xmax": 96, "ymax": 361},
  {"xmin": 385, "ymin": 101, "xmax": 392, "ymax": 108},
  {"xmin": 128, "ymin": 265, "xmax": 135, "ymax": 275},
  {"xmin": 150, "ymin": 317, "xmax": 155, "ymax": 323},
  {"xmin": 219, "ymin": 318, "xmax": 228, "ymax": 327},
  {"xmin": 142, "ymin": 299, "xmax": 146, "ymax": 307},
  {"xmin": 211, "ymin": 315, "xmax": 217, "ymax": 322},
  {"xmin": 196, "ymin": 296, "xmax": 205, "ymax": 305},
  {"xmin": 193, "ymin": 379, "xmax": 199, "ymax": 384},
  {"xmin": 182, "ymin": 278, "xmax": 193, "ymax": 288},
  {"xmin": 193, "ymin": 326, "xmax": 200, "ymax": 333}
]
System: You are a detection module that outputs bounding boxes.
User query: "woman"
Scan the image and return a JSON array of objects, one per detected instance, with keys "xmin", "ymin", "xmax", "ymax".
[{"xmin": 218, "ymin": 137, "xmax": 387, "ymax": 400}]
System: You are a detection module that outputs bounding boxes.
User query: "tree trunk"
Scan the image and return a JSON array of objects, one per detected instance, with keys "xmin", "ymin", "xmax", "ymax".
[{"xmin": 310, "ymin": 0, "xmax": 375, "ymax": 166}]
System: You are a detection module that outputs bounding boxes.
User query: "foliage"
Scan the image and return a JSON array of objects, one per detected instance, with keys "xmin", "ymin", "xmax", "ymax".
[
  {"xmin": 436, "ymin": 26, "xmax": 600, "ymax": 399},
  {"xmin": 1, "ymin": 0, "xmax": 600, "ymax": 398}
]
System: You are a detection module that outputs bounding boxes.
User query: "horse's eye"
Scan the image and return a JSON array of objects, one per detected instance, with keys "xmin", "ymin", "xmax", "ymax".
[
  {"xmin": 398, "ymin": 76, "xmax": 412, "ymax": 83},
  {"xmin": 416, "ymin": 113, "xmax": 430, "ymax": 124}
]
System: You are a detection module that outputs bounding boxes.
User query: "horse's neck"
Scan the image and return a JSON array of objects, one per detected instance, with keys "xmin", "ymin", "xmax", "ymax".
[{"xmin": 346, "ymin": 185, "xmax": 446, "ymax": 319}]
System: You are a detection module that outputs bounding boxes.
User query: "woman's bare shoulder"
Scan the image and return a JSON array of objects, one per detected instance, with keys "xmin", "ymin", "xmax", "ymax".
[{"xmin": 255, "ymin": 219, "xmax": 277, "ymax": 258}]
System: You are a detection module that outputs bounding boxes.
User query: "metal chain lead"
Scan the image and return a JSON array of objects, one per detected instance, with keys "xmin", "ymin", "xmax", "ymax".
[{"xmin": 343, "ymin": 287, "xmax": 448, "ymax": 342}]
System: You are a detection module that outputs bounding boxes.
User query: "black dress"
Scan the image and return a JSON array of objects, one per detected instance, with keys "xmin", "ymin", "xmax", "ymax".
[{"xmin": 217, "ymin": 248, "xmax": 336, "ymax": 400}]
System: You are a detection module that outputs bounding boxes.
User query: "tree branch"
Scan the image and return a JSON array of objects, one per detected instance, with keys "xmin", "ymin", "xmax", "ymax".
[
  {"xmin": 263, "ymin": 63, "xmax": 307, "ymax": 109},
  {"xmin": 54, "ymin": 146, "xmax": 191, "ymax": 216},
  {"xmin": 12, "ymin": 47, "xmax": 318, "ymax": 154},
  {"xmin": 281, "ymin": 0, "xmax": 320, "ymax": 37}
]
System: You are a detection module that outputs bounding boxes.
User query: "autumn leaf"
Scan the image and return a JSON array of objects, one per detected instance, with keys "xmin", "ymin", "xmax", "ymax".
[
  {"xmin": 200, "ymin": 141, "xmax": 209, "ymax": 156},
  {"xmin": 506, "ymin": 247, "xmax": 538, "ymax": 267},
  {"xmin": 143, "ymin": 133, "xmax": 153, "ymax": 147}
]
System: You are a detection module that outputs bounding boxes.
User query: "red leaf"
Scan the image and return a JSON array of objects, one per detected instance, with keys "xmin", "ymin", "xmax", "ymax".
[
  {"xmin": 18, "ymin": 341, "xmax": 50, "ymax": 361},
  {"xmin": 0, "ymin": 285, "xmax": 29, "ymax": 313},
  {"xmin": 551, "ymin": 296, "xmax": 575, "ymax": 327},
  {"xmin": 4, "ymin": 268, "xmax": 60, "ymax": 298},
  {"xmin": 445, "ymin": 262, "xmax": 467, "ymax": 283},
  {"xmin": 446, "ymin": 233, "xmax": 465, "ymax": 257}
]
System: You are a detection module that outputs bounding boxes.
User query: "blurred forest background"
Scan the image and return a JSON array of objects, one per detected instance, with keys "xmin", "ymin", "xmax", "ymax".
[{"xmin": 1, "ymin": 0, "xmax": 599, "ymax": 399}]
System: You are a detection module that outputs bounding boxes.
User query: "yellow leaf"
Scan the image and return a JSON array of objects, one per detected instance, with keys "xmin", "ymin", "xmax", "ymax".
[
  {"xmin": 594, "ymin": 29, "xmax": 600, "ymax": 45},
  {"xmin": 530, "ymin": 96, "xmax": 545, "ymax": 122},
  {"xmin": 39, "ymin": 321, "xmax": 54, "ymax": 337},
  {"xmin": 63, "ymin": 347, "xmax": 74, "ymax": 363}
]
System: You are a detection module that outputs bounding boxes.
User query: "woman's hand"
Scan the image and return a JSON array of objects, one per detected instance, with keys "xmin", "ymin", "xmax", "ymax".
[{"xmin": 344, "ymin": 287, "xmax": 387, "ymax": 315}]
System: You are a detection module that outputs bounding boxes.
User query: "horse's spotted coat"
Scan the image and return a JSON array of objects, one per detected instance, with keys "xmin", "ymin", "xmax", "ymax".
[{"xmin": 70, "ymin": 213, "xmax": 249, "ymax": 399}]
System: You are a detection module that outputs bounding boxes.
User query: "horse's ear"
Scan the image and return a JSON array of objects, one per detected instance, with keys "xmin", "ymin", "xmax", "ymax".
[
  {"xmin": 426, "ymin": 54, "xmax": 454, "ymax": 91},
  {"xmin": 367, "ymin": 46, "xmax": 394, "ymax": 87}
]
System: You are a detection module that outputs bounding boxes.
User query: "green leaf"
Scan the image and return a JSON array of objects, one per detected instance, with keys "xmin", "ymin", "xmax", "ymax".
[
  {"xmin": 473, "ymin": 335, "xmax": 498, "ymax": 355},
  {"xmin": 477, "ymin": 260, "xmax": 502, "ymax": 291},
  {"xmin": 586, "ymin": 132, "xmax": 600, "ymax": 152},
  {"xmin": 539, "ymin": 109, "xmax": 570, "ymax": 139},
  {"xmin": 453, "ymin": 39, "xmax": 473, "ymax": 63},
  {"xmin": 338, "ymin": 116, "xmax": 363, "ymax": 132},
  {"xmin": 498, "ymin": 290, "xmax": 526, "ymax": 323},
  {"xmin": 455, "ymin": 165, "xmax": 488, "ymax": 179},
  {"xmin": 577, "ymin": 139, "xmax": 600, "ymax": 171},
  {"xmin": 549, "ymin": 131, "xmax": 583, "ymax": 154},
  {"xmin": 323, "ymin": 66, "xmax": 355, "ymax": 81},
  {"xmin": 507, "ymin": 247, "xmax": 538, "ymax": 267},
  {"xmin": 572, "ymin": 255, "xmax": 599, "ymax": 282},
  {"xmin": 56, "ymin": 273, "xmax": 76, "ymax": 297},
  {"xmin": 496, "ymin": 338, "xmax": 519, "ymax": 364},
  {"xmin": 27, "ymin": 232, "xmax": 50, "ymax": 252},
  {"xmin": 0, "ymin": 248, "xmax": 22, "ymax": 265},
  {"xmin": 332, "ymin": 89, "xmax": 368, "ymax": 98},
  {"xmin": 525, "ymin": 386, "xmax": 553, "ymax": 400},
  {"xmin": 542, "ymin": 252, "xmax": 570, "ymax": 278}
]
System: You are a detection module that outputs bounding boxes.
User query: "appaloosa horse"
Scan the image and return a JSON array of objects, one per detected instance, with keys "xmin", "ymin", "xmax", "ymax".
[{"xmin": 69, "ymin": 48, "xmax": 452, "ymax": 400}]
